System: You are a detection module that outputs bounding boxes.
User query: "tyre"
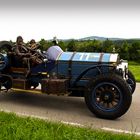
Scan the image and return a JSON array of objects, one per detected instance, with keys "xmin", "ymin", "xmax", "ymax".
[
  {"xmin": 85, "ymin": 74, "xmax": 132, "ymax": 119},
  {"xmin": 0, "ymin": 41, "xmax": 12, "ymax": 52},
  {"xmin": 127, "ymin": 70, "xmax": 136, "ymax": 94}
]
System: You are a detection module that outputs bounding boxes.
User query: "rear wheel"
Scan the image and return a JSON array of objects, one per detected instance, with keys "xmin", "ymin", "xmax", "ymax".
[{"xmin": 85, "ymin": 74, "xmax": 132, "ymax": 119}]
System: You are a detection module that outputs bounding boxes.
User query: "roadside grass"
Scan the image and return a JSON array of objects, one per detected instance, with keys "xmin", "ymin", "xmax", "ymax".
[
  {"xmin": 129, "ymin": 61, "xmax": 140, "ymax": 82},
  {"xmin": 0, "ymin": 112, "xmax": 139, "ymax": 140}
]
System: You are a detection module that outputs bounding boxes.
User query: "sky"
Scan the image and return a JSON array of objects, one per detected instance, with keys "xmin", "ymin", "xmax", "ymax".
[{"xmin": 0, "ymin": 0, "xmax": 140, "ymax": 42}]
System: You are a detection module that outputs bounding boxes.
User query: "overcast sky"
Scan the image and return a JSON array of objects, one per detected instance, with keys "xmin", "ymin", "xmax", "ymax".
[{"xmin": 0, "ymin": 0, "xmax": 140, "ymax": 42}]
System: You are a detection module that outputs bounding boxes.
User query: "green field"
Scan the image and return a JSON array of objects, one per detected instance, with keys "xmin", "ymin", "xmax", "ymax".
[
  {"xmin": 0, "ymin": 112, "xmax": 139, "ymax": 140},
  {"xmin": 129, "ymin": 61, "xmax": 140, "ymax": 82}
]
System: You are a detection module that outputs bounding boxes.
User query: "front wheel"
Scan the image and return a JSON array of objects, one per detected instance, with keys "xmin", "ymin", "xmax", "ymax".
[
  {"xmin": 85, "ymin": 74, "xmax": 132, "ymax": 119},
  {"xmin": 127, "ymin": 70, "xmax": 136, "ymax": 94}
]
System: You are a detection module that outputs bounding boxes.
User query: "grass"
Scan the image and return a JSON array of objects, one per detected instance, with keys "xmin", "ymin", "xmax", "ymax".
[
  {"xmin": 129, "ymin": 61, "xmax": 140, "ymax": 82},
  {"xmin": 0, "ymin": 111, "xmax": 139, "ymax": 140}
]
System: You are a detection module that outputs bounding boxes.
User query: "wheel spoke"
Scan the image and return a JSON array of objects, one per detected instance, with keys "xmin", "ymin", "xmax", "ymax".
[
  {"xmin": 0, "ymin": 61, "xmax": 5, "ymax": 64},
  {"xmin": 114, "ymin": 94, "xmax": 120, "ymax": 99},
  {"xmin": 114, "ymin": 98, "xmax": 119, "ymax": 102},
  {"xmin": 100, "ymin": 87, "xmax": 105, "ymax": 92},
  {"xmin": 111, "ymin": 101, "xmax": 114, "ymax": 107},
  {"xmin": 112, "ymin": 101, "xmax": 117, "ymax": 106},
  {"xmin": 105, "ymin": 85, "xmax": 109, "ymax": 90},
  {"xmin": 107, "ymin": 103, "xmax": 110, "ymax": 108},
  {"xmin": 99, "ymin": 101, "xmax": 104, "ymax": 106},
  {"xmin": 96, "ymin": 89, "xmax": 102, "ymax": 94},
  {"xmin": 109, "ymin": 103, "xmax": 113, "ymax": 108}
]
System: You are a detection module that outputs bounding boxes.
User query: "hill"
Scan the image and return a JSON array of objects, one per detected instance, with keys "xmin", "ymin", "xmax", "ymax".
[{"xmin": 79, "ymin": 36, "xmax": 124, "ymax": 41}]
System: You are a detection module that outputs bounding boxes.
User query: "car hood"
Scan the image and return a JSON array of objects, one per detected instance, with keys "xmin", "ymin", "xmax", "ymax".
[{"xmin": 57, "ymin": 52, "xmax": 119, "ymax": 63}]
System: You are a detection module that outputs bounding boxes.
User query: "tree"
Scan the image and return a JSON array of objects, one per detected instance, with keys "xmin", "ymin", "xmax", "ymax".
[
  {"xmin": 102, "ymin": 39, "xmax": 114, "ymax": 52},
  {"xmin": 129, "ymin": 41, "xmax": 140, "ymax": 61},
  {"xmin": 67, "ymin": 40, "xmax": 76, "ymax": 51},
  {"xmin": 39, "ymin": 39, "xmax": 54, "ymax": 51},
  {"xmin": 58, "ymin": 41, "xmax": 66, "ymax": 51},
  {"xmin": 119, "ymin": 41, "xmax": 130, "ymax": 60}
]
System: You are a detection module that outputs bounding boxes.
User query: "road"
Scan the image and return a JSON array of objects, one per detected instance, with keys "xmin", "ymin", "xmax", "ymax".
[{"xmin": 0, "ymin": 83, "xmax": 140, "ymax": 134}]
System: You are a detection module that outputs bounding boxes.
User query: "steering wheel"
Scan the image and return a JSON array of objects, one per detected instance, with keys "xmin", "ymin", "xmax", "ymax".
[{"xmin": 31, "ymin": 50, "xmax": 45, "ymax": 59}]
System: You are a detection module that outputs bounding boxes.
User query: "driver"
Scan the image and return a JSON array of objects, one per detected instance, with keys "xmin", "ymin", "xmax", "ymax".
[{"xmin": 15, "ymin": 36, "xmax": 31, "ymax": 65}]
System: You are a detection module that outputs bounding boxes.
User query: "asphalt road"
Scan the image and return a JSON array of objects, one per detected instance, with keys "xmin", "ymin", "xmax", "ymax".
[{"xmin": 0, "ymin": 83, "xmax": 140, "ymax": 134}]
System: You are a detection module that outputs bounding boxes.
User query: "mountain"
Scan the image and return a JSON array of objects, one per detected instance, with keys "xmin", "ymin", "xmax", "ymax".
[
  {"xmin": 79, "ymin": 36, "xmax": 124, "ymax": 41},
  {"xmin": 50, "ymin": 36, "xmax": 140, "ymax": 42}
]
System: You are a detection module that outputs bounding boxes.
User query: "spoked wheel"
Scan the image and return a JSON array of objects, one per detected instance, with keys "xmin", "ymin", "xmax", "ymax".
[
  {"xmin": 85, "ymin": 74, "xmax": 132, "ymax": 119},
  {"xmin": 93, "ymin": 82, "xmax": 122, "ymax": 112},
  {"xmin": 127, "ymin": 70, "xmax": 136, "ymax": 94}
]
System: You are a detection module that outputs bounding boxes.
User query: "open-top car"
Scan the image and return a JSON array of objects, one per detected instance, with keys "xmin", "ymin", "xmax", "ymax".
[{"xmin": 0, "ymin": 40, "xmax": 136, "ymax": 119}]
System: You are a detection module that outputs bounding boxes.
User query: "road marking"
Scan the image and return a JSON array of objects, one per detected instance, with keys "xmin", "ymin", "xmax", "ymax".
[
  {"xmin": 102, "ymin": 127, "xmax": 140, "ymax": 136},
  {"xmin": 61, "ymin": 121, "xmax": 84, "ymax": 127}
]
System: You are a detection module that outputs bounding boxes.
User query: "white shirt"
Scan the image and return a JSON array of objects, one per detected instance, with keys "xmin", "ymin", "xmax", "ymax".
[{"xmin": 46, "ymin": 45, "xmax": 63, "ymax": 60}]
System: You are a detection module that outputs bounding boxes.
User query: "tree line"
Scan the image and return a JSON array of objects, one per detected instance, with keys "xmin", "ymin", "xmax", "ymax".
[{"xmin": 39, "ymin": 38, "xmax": 140, "ymax": 62}]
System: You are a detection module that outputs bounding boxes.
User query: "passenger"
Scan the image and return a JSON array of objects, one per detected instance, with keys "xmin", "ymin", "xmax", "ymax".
[
  {"xmin": 28, "ymin": 39, "xmax": 44, "ymax": 65},
  {"xmin": 28, "ymin": 39, "xmax": 39, "ymax": 51},
  {"xmin": 43, "ymin": 37, "xmax": 63, "ymax": 61},
  {"xmin": 46, "ymin": 45, "xmax": 63, "ymax": 61}
]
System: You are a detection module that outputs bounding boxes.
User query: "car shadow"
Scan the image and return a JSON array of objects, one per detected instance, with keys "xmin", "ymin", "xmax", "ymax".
[{"xmin": 0, "ymin": 91, "xmax": 92, "ymax": 116}]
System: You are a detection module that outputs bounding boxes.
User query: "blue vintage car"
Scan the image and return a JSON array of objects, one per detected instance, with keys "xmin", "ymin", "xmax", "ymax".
[{"xmin": 0, "ymin": 41, "xmax": 136, "ymax": 119}]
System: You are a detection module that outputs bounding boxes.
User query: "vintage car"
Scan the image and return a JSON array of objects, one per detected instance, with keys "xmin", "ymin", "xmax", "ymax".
[{"xmin": 0, "ymin": 41, "xmax": 136, "ymax": 119}]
